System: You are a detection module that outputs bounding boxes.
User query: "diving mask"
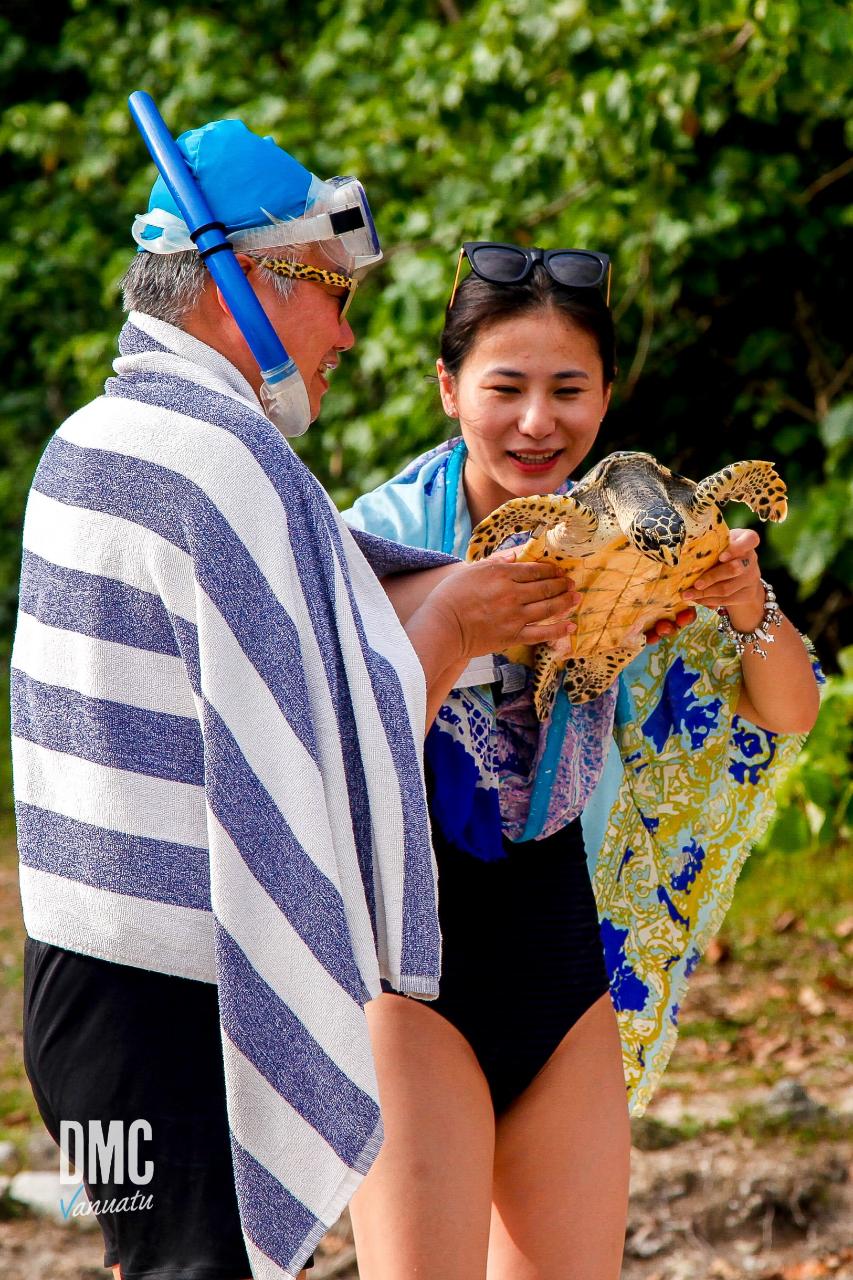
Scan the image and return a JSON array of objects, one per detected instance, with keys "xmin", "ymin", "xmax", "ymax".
[{"xmin": 233, "ymin": 176, "xmax": 382, "ymax": 274}]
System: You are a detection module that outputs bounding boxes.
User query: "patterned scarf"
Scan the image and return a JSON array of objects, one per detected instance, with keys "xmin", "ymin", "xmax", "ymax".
[{"xmin": 345, "ymin": 437, "xmax": 822, "ymax": 1114}]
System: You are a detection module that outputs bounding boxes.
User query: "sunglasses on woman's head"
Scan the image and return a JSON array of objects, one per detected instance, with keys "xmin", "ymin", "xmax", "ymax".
[{"xmin": 449, "ymin": 241, "xmax": 611, "ymax": 309}]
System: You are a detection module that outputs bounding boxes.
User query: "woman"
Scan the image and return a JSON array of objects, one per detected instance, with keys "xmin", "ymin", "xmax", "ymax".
[{"xmin": 344, "ymin": 243, "xmax": 821, "ymax": 1279}]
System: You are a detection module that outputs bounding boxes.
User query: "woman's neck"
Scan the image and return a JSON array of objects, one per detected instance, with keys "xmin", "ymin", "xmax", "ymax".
[{"xmin": 461, "ymin": 462, "xmax": 514, "ymax": 530}]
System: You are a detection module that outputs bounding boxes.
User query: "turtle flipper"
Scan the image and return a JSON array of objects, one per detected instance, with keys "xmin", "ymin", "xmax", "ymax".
[
  {"xmin": 467, "ymin": 494, "xmax": 598, "ymax": 562},
  {"xmin": 691, "ymin": 460, "xmax": 788, "ymax": 523},
  {"xmin": 532, "ymin": 647, "xmax": 563, "ymax": 720},
  {"xmin": 560, "ymin": 643, "xmax": 644, "ymax": 707}
]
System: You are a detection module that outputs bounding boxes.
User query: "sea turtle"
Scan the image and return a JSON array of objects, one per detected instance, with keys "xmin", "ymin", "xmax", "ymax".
[{"xmin": 466, "ymin": 451, "xmax": 787, "ymax": 718}]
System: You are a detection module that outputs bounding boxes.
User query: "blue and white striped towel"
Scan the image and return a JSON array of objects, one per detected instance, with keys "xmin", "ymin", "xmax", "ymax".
[{"xmin": 11, "ymin": 311, "xmax": 447, "ymax": 1279}]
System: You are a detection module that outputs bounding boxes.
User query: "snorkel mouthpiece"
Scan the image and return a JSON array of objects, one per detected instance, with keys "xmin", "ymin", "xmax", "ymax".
[
  {"xmin": 128, "ymin": 91, "xmax": 312, "ymax": 438},
  {"xmin": 260, "ymin": 359, "xmax": 312, "ymax": 438}
]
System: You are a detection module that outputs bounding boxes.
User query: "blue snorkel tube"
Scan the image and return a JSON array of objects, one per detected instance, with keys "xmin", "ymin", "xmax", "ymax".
[{"xmin": 128, "ymin": 91, "xmax": 311, "ymax": 437}]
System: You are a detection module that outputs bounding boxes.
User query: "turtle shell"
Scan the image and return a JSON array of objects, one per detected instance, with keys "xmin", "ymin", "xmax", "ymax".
[
  {"xmin": 466, "ymin": 452, "xmax": 787, "ymax": 715},
  {"xmin": 504, "ymin": 516, "xmax": 729, "ymax": 702}
]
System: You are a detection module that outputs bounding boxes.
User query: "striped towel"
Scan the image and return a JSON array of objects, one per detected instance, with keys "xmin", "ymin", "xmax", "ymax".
[{"xmin": 11, "ymin": 311, "xmax": 447, "ymax": 1279}]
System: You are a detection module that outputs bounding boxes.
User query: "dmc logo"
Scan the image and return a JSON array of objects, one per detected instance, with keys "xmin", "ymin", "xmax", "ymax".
[{"xmin": 59, "ymin": 1120, "xmax": 154, "ymax": 1186}]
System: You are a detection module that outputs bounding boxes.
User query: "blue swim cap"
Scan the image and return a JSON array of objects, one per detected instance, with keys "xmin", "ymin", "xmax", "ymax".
[{"xmin": 136, "ymin": 118, "xmax": 316, "ymax": 249}]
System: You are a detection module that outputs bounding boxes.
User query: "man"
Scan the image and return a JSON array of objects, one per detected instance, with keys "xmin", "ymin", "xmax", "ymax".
[{"xmin": 11, "ymin": 118, "xmax": 575, "ymax": 1279}]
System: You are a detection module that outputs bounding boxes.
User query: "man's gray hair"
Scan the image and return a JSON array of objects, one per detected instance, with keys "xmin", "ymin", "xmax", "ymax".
[{"xmin": 120, "ymin": 247, "xmax": 297, "ymax": 327}]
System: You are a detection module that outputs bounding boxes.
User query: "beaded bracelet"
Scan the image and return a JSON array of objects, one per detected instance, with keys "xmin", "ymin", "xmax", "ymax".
[{"xmin": 716, "ymin": 578, "xmax": 783, "ymax": 659}]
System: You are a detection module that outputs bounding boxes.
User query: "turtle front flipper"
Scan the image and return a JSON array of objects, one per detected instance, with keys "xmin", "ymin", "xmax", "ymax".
[
  {"xmin": 467, "ymin": 494, "xmax": 598, "ymax": 562},
  {"xmin": 690, "ymin": 460, "xmax": 788, "ymax": 523}
]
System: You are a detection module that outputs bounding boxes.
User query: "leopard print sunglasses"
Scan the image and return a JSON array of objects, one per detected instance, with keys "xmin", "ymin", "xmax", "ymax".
[{"xmin": 258, "ymin": 257, "xmax": 357, "ymax": 319}]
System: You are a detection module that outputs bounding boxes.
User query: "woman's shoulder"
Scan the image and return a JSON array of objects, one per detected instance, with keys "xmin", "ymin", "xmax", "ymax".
[
  {"xmin": 394, "ymin": 436, "xmax": 461, "ymax": 480},
  {"xmin": 343, "ymin": 436, "xmax": 464, "ymax": 548}
]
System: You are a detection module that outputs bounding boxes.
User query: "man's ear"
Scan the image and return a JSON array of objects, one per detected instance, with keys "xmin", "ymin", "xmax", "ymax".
[
  {"xmin": 436, "ymin": 358, "xmax": 458, "ymax": 418},
  {"xmin": 215, "ymin": 253, "xmax": 254, "ymax": 318}
]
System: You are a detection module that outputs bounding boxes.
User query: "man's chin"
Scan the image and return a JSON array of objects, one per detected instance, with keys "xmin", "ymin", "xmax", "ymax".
[{"xmin": 308, "ymin": 377, "xmax": 329, "ymax": 422}]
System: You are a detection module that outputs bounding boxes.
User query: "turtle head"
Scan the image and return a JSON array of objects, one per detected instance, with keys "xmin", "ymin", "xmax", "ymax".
[
  {"xmin": 627, "ymin": 505, "xmax": 686, "ymax": 566},
  {"xmin": 592, "ymin": 452, "xmax": 686, "ymax": 565}
]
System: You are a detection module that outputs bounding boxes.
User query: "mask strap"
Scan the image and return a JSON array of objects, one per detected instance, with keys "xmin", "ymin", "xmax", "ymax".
[
  {"xmin": 230, "ymin": 210, "xmax": 337, "ymax": 252},
  {"xmin": 131, "ymin": 208, "xmax": 197, "ymax": 253}
]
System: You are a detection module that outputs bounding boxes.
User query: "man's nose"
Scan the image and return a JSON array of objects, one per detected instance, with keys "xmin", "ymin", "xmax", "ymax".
[{"xmin": 337, "ymin": 317, "xmax": 355, "ymax": 351}]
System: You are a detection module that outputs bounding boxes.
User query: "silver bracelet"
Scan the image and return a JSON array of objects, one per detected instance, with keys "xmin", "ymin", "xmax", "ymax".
[{"xmin": 716, "ymin": 578, "xmax": 783, "ymax": 659}]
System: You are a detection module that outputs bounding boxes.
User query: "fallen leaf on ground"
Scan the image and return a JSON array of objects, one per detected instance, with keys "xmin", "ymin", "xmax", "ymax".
[
  {"xmin": 706, "ymin": 937, "xmax": 731, "ymax": 965},
  {"xmin": 798, "ymin": 985, "xmax": 828, "ymax": 1016},
  {"xmin": 708, "ymin": 1259, "xmax": 741, "ymax": 1279},
  {"xmin": 782, "ymin": 1052, "xmax": 809, "ymax": 1073},
  {"xmin": 773, "ymin": 910, "xmax": 800, "ymax": 933},
  {"xmin": 819, "ymin": 971, "xmax": 853, "ymax": 995},
  {"xmin": 749, "ymin": 1032, "xmax": 791, "ymax": 1067}
]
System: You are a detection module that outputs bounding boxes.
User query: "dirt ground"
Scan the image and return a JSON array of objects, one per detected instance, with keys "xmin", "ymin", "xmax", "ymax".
[{"xmin": 1, "ymin": 833, "xmax": 850, "ymax": 1279}]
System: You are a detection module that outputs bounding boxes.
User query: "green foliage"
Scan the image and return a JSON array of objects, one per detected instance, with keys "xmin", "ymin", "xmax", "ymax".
[
  {"xmin": 757, "ymin": 647, "xmax": 853, "ymax": 856},
  {"xmin": 1, "ymin": 0, "xmax": 850, "ymax": 645},
  {"xmin": 726, "ymin": 1101, "xmax": 851, "ymax": 1147},
  {"xmin": 1, "ymin": 1, "xmax": 850, "ymax": 829},
  {"xmin": 771, "ymin": 398, "xmax": 853, "ymax": 596}
]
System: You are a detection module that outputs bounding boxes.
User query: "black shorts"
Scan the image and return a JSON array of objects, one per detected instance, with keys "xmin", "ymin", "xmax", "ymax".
[
  {"xmin": 23, "ymin": 937, "xmax": 314, "ymax": 1278},
  {"xmin": 427, "ymin": 815, "xmax": 612, "ymax": 1115}
]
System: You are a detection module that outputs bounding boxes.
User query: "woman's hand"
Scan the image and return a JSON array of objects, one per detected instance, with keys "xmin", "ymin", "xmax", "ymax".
[
  {"xmin": 678, "ymin": 527, "xmax": 819, "ymax": 734},
  {"xmin": 644, "ymin": 608, "xmax": 697, "ymax": 645},
  {"xmin": 682, "ymin": 528, "xmax": 764, "ymax": 630},
  {"xmin": 644, "ymin": 529, "xmax": 763, "ymax": 645}
]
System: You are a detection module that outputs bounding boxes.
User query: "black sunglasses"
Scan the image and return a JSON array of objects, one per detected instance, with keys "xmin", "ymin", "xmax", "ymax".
[{"xmin": 449, "ymin": 241, "xmax": 611, "ymax": 308}]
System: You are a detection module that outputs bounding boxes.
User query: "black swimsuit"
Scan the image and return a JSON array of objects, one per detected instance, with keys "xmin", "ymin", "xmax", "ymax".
[{"xmin": 426, "ymin": 809, "xmax": 611, "ymax": 1115}]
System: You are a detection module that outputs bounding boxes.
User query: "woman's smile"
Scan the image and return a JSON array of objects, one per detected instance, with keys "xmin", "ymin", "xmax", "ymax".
[{"xmin": 505, "ymin": 447, "xmax": 566, "ymax": 474}]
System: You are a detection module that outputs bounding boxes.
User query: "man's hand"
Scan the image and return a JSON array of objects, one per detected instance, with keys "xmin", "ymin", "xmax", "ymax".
[
  {"xmin": 426, "ymin": 555, "xmax": 581, "ymax": 663},
  {"xmin": 396, "ymin": 552, "xmax": 581, "ymax": 731}
]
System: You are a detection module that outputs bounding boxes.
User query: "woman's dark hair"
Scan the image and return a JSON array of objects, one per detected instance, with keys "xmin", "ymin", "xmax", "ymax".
[{"xmin": 439, "ymin": 266, "xmax": 616, "ymax": 384}]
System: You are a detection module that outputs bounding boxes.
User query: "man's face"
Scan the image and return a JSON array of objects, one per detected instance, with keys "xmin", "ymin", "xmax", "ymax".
[{"xmin": 248, "ymin": 244, "xmax": 355, "ymax": 422}]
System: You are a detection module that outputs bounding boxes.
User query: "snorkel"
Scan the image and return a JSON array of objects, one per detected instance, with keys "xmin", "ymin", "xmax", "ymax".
[{"xmin": 128, "ymin": 91, "xmax": 312, "ymax": 436}]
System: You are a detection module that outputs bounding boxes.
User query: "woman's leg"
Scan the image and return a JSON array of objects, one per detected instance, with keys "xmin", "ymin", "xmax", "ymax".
[
  {"xmin": 350, "ymin": 993, "xmax": 496, "ymax": 1280},
  {"xmin": 487, "ymin": 992, "xmax": 630, "ymax": 1280}
]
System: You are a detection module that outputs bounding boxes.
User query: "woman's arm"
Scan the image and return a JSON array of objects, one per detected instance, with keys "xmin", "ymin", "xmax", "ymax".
[
  {"xmin": 382, "ymin": 558, "xmax": 580, "ymax": 731},
  {"xmin": 683, "ymin": 529, "xmax": 820, "ymax": 734}
]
